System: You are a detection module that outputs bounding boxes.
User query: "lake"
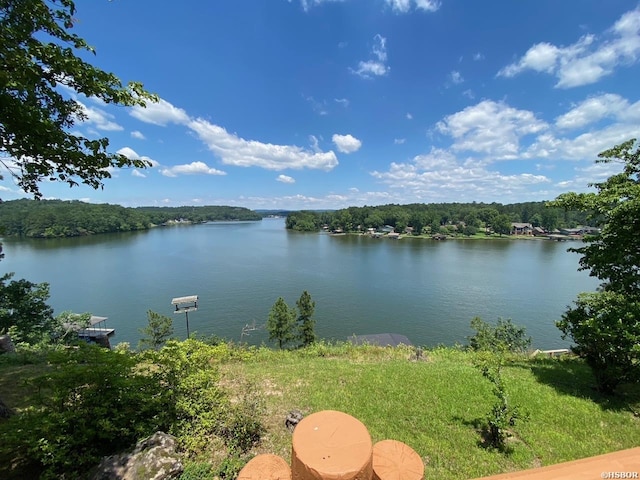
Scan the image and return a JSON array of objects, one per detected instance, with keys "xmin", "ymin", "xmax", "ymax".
[{"xmin": 1, "ymin": 218, "xmax": 599, "ymax": 349}]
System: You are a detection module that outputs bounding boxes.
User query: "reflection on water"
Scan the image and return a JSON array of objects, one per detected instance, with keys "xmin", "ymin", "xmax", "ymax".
[{"xmin": 1, "ymin": 218, "xmax": 598, "ymax": 349}]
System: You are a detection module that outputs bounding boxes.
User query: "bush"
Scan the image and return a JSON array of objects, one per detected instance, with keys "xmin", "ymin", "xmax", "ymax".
[
  {"xmin": 0, "ymin": 344, "xmax": 173, "ymax": 479},
  {"xmin": 468, "ymin": 317, "xmax": 531, "ymax": 354},
  {"xmin": 474, "ymin": 352, "xmax": 527, "ymax": 451}
]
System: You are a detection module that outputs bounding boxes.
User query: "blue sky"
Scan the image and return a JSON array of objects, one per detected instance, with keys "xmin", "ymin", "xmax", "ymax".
[{"xmin": 2, "ymin": 0, "xmax": 640, "ymax": 209}]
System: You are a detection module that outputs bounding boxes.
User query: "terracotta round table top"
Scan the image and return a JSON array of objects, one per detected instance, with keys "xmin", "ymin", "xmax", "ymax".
[
  {"xmin": 238, "ymin": 453, "xmax": 292, "ymax": 480},
  {"xmin": 372, "ymin": 440, "xmax": 424, "ymax": 480},
  {"xmin": 291, "ymin": 410, "xmax": 373, "ymax": 480}
]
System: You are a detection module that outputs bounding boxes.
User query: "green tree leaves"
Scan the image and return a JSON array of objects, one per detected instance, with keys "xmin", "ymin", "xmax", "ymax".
[
  {"xmin": 267, "ymin": 291, "xmax": 317, "ymax": 349},
  {"xmin": 138, "ymin": 310, "xmax": 174, "ymax": 351},
  {"xmin": 296, "ymin": 290, "xmax": 316, "ymax": 347},
  {"xmin": 0, "ymin": 0, "xmax": 157, "ymax": 197},
  {"xmin": 0, "ymin": 272, "xmax": 54, "ymax": 344},
  {"xmin": 551, "ymin": 138, "xmax": 640, "ymax": 393},
  {"xmin": 267, "ymin": 297, "xmax": 296, "ymax": 349}
]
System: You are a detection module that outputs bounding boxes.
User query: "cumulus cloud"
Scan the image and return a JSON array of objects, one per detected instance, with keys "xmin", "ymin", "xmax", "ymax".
[
  {"xmin": 371, "ymin": 147, "xmax": 550, "ymax": 202},
  {"xmin": 497, "ymin": 7, "xmax": 640, "ymax": 88},
  {"xmin": 386, "ymin": 0, "xmax": 440, "ymax": 13},
  {"xmin": 332, "ymin": 133, "xmax": 362, "ymax": 153},
  {"xmin": 555, "ymin": 93, "xmax": 639, "ymax": 129},
  {"xmin": 76, "ymin": 101, "xmax": 123, "ymax": 131},
  {"xmin": 131, "ymin": 130, "xmax": 146, "ymax": 140},
  {"xmin": 189, "ymin": 118, "xmax": 338, "ymax": 170},
  {"xmin": 130, "ymin": 98, "xmax": 190, "ymax": 126},
  {"xmin": 160, "ymin": 161, "xmax": 226, "ymax": 177},
  {"xmin": 129, "ymin": 97, "xmax": 338, "ymax": 172},
  {"xmin": 116, "ymin": 147, "xmax": 159, "ymax": 167},
  {"xmin": 351, "ymin": 34, "xmax": 390, "ymax": 78},
  {"xmin": 436, "ymin": 100, "xmax": 547, "ymax": 158},
  {"xmin": 277, "ymin": 174, "xmax": 296, "ymax": 184}
]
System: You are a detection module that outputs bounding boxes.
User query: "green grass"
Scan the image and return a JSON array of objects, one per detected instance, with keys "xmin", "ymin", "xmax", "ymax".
[
  {"xmin": 2, "ymin": 344, "xmax": 639, "ymax": 479},
  {"xmin": 220, "ymin": 345, "xmax": 640, "ymax": 479}
]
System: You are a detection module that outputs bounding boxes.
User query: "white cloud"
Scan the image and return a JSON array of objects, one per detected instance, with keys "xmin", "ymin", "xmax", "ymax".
[
  {"xmin": 277, "ymin": 174, "xmax": 296, "ymax": 184},
  {"xmin": 523, "ymin": 123, "xmax": 639, "ymax": 161},
  {"xmin": 406, "ymin": 112, "xmax": 413, "ymax": 120},
  {"xmin": 394, "ymin": 138, "xmax": 406, "ymax": 144},
  {"xmin": 304, "ymin": 95, "xmax": 328, "ymax": 115},
  {"xmin": 473, "ymin": 52, "xmax": 485, "ymax": 61},
  {"xmin": 131, "ymin": 130, "xmax": 146, "ymax": 140},
  {"xmin": 449, "ymin": 70, "xmax": 464, "ymax": 84},
  {"xmin": 555, "ymin": 93, "xmax": 639, "ymax": 129},
  {"xmin": 131, "ymin": 169, "xmax": 146, "ymax": 178},
  {"xmin": 291, "ymin": 0, "xmax": 346, "ymax": 12},
  {"xmin": 76, "ymin": 101, "xmax": 123, "ymax": 131},
  {"xmin": 334, "ymin": 98, "xmax": 350, "ymax": 107},
  {"xmin": 129, "ymin": 97, "xmax": 338, "ymax": 172},
  {"xmin": 189, "ymin": 117, "xmax": 339, "ymax": 170},
  {"xmin": 371, "ymin": 147, "xmax": 550, "ymax": 202},
  {"xmin": 351, "ymin": 34, "xmax": 390, "ymax": 78},
  {"xmin": 436, "ymin": 100, "xmax": 547, "ymax": 158},
  {"xmin": 332, "ymin": 133, "xmax": 362, "ymax": 153},
  {"xmin": 462, "ymin": 89, "xmax": 475, "ymax": 99},
  {"xmin": 130, "ymin": 98, "xmax": 190, "ymax": 126},
  {"xmin": 160, "ymin": 161, "xmax": 227, "ymax": 177},
  {"xmin": 497, "ymin": 7, "xmax": 640, "ymax": 88},
  {"xmin": 386, "ymin": 0, "xmax": 440, "ymax": 13},
  {"xmin": 116, "ymin": 147, "xmax": 159, "ymax": 167}
]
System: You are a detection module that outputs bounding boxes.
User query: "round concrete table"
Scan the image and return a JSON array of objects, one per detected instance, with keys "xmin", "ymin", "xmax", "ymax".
[
  {"xmin": 372, "ymin": 439, "xmax": 424, "ymax": 480},
  {"xmin": 238, "ymin": 453, "xmax": 292, "ymax": 480},
  {"xmin": 291, "ymin": 410, "xmax": 373, "ymax": 480}
]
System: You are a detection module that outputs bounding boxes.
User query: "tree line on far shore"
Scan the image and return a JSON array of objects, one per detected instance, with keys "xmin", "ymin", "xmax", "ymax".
[
  {"xmin": 0, "ymin": 199, "xmax": 262, "ymax": 238},
  {"xmin": 285, "ymin": 201, "xmax": 593, "ymax": 235}
]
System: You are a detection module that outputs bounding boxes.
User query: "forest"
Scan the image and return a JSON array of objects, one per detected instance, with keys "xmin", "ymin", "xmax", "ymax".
[
  {"xmin": 0, "ymin": 199, "xmax": 262, "ymax": 238},
  {"xmin": 285, "ymin": 201, "xmax": 592, "ymax": 235}
]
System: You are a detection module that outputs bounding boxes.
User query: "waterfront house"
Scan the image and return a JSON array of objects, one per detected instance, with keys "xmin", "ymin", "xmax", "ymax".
[{"xmin": 511, "ymin": 222, "xmax": 533, "ymax": 235}]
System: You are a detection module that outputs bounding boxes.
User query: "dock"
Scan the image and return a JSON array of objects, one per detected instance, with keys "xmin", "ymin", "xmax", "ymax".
[{"xmin": 63, "ymin": 315, "xmax": 115, "ymax": 341}]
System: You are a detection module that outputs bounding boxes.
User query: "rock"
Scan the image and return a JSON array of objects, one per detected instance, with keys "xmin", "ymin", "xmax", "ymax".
[
  {"xmin": 285, "ymin": 409, "xmax": 304, "ymax": 432},
  {"xmin": 0, "ymin": 397, "xmax": 14, "ymax": 419},
  {"xmin": 0, "ymin": 334, "xmax": 16, "ymax": 354},
  {"xmin": 92, "ymin": 432, "xmax": 183, "ymax": 480}
]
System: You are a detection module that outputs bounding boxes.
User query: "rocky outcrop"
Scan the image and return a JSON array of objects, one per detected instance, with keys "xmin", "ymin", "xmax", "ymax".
[
  {"xmin": 0, "ymin": 334, "xmax": 16, "ymax": 354},
  {"xmin": 92, "ymin": 432, "xmax": 183, "ymax": 480}
]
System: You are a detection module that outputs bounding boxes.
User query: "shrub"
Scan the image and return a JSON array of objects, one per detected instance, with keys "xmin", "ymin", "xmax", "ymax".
[
  {"xmin": 468, "ymin": 317, "xmax": 531, "ymax": 354},
  {"xmin": 474, "ymin": 352, "xmax": 527, "ymax": 451}
]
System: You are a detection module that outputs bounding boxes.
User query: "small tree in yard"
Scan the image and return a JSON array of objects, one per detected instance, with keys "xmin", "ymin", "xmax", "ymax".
[
  {"xmin": 267, "ymin": 297, "xmax": 296, "ymax": 349},
  {"xmin": 138, "ymin": 310, "xmax": 174, "ymax": 350},
  {"xmin": 550, "ymin": 138, "xmax": 640, "ymax": 394},
  {"xmin": 296, "ymin": 290, "xmax": 316, "ymax": 347},
  {"xmin": 468, "ymin": 317, "xmax": 531, "ymax": 354},
  {"xmin": 474, "ymin": 353, "xmax": 526, "ymax": 451}
]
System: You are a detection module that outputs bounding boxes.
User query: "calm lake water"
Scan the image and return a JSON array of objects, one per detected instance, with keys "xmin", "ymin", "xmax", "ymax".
[{"xmin": 1, "ymin": 218, "xmax": 599, "ymax": 349}]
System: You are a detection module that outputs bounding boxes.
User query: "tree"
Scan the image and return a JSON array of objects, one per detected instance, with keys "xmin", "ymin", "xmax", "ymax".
[
  {"xmin": 138, "ymin": 310, "xmax": 174, "ymax": 350},
  {"xmin": 557, "ymin": 291, "xmax": 640, "ymax": 393},
  {"xmin": 267, "ymin": 297, "xmax": 296, "ymax": 349},
  {"xmin": 0, "ymin": 0, "xmax": 157, "ymax": 198},
  {"xmin": 0, "ymin": 272, "xmax": 54, "ymax": 344},
  {"xmin": 296, "ymin": 290, "xmax": 316, "ymax": 347},
  {"xmin": 468, "ymin": 317, "xmax": 531, "ymax": 354},
  {"xmin": 492, "ymin": 214, "xmax": 512, "ymax": 236},
  {"xmin": 550, "ymin": 138, "xmax": 640, "ymax": 393}
]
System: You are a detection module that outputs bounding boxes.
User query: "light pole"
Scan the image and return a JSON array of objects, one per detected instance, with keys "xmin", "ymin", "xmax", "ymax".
[{"xmin": 171, "ymin": 295, "xmax": 198, "ymax": 339}]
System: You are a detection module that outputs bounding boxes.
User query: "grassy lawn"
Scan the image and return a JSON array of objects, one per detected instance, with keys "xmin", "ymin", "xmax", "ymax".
[
  {"xmin": 220, "ymin": 345, "xmax": 640, "ymax": 479},
  {"xmin": 2, "ymin": 344, "xmax": 639, "ymax": 479}
]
